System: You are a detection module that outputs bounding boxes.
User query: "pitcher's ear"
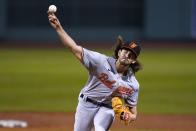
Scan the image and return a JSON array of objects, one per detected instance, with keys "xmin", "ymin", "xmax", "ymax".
[{"xmin": 131, "ymin": 60, "xmax": 136, "ymax": 64}]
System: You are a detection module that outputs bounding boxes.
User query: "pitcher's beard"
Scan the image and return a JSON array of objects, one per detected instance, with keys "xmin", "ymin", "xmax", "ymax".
[{"xmin": 119, "ymin": 59, "xmax": 129, "ymax": 66}]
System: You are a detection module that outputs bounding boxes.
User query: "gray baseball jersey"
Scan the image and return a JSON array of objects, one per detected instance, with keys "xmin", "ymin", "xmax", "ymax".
[{"xmin": 80, "ymin": 48, "xmax": 140, "ymax": 108}]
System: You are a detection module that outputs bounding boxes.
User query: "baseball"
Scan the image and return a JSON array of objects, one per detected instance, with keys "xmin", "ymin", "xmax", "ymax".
[{"xmin": 48, "ymin": 5, "xmax": 57, "ymax": 13}]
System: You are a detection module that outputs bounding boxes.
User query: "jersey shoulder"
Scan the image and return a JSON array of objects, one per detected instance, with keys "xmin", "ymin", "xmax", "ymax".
[
  {"xmin": 83, "ymin": 48, "xmax": 109, "ymax": 61},
  {"xmin": 128, "ymin": 72, "xmax": 140, "ymax": 91}
]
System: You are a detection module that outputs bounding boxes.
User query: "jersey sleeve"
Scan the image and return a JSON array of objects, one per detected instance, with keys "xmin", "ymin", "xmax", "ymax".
[
  {"xmin": 81, "ymin": 48, "xmax": 107, "ymax": 70},
  {"xmin": 125, "ymin": 89, "xmax": 139, "ymax": 108},
  {"xmin": 113, "ymin": 78, "xmax": 140, "ymax": 108}
]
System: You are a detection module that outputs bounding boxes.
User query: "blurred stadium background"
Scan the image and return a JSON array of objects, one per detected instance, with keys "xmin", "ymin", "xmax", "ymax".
[
  {"xmin": 0, "ymin": 0, "xmax": 194, "ymax": 41},
  {"xmin": 0, "ymin": 0, "xmax": 196, "ymax": 131}
]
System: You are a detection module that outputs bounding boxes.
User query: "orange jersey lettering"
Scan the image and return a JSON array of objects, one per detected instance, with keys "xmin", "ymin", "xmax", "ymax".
[
  {"xmin": 95, "ymin": 73, "xmax": 116, "ymax": 89},
  {"xmin": 115, "ymin": 85, "xmax": 133, "ymax": 95}
]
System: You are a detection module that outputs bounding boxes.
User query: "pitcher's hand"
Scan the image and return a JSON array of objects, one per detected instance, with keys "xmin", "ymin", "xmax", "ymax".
[{"xmin": 48, "ymin": 12, "xmax": 62, "ymax": 30}]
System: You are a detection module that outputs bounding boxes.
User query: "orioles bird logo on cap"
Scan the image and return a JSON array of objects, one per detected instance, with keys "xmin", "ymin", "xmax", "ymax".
[{"xmin": 129, "ymin": 43, "xmax": 137, "ymax": 48}]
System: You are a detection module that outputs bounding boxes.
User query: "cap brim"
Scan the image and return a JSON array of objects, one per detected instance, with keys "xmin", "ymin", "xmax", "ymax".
[{"xmin": 121, "ymin": 46, "xmax": 138, "ymax": 57}]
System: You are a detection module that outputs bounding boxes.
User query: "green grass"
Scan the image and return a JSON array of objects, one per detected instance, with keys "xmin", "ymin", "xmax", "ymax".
[
  {"xmin": 0, "ymin": 48, "xmax": 196, "ymax": 114},
  {"xmin": 136, "ymin": 49, "xmax": 196, "ymax": 114}
]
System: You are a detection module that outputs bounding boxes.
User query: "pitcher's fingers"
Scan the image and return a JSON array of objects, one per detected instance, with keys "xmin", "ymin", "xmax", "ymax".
[
  {"xmin": 48, "ymin": 11, "xmax": 56, "ymax": 19},
  {"xmin": 48, "ymin": 15, "xmax": 57, "ymax": 21},
  {"xmin": 54, "ymin": 19, "xmax": 60, "ymax": 25},
  {"xmin": 48, "ymin": 15, "xmax": 54, "ymax": 19},
  {"xmin": 49, "ymin": 17, "xmax": 56, "ymax": 23},
  {"xmin": 47, "ymin": 10, "xmax": 54, "ymax": 15}
]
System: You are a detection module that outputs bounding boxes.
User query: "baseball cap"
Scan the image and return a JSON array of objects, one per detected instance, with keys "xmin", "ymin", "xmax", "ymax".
[{"xmin": 121, "ymin": 41, "xmax": 141, "ymax": 57}]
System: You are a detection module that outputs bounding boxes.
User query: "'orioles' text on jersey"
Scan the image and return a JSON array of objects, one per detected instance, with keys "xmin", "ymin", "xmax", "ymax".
[{"xmin": 80, "ymin": 48, "xmax": 140, "ymax": 108}]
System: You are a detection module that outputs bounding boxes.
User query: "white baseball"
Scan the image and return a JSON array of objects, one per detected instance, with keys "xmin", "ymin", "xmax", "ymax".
[{"xmin": 48, "ymin": 5, "xmax": 57, "ymax": 13}]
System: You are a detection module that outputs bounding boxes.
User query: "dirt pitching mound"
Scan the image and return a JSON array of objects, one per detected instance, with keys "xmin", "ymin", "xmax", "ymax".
[{"xmin": 0, "ymin": 112, "xmax": 196, "ymax": 131}]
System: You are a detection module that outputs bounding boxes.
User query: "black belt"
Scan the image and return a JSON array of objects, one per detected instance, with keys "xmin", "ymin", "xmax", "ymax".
[{"xmin": 80, "ymin": 94, "xmax": 112, "ymax": 109}]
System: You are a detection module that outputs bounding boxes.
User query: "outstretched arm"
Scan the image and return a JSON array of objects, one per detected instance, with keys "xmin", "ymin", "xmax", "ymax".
[{"xmin": 48, "ymin": 12, "xmax": 82, "ymax": 62}]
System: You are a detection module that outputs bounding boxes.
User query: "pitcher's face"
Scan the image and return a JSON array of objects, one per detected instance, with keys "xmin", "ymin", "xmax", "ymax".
[{"xmin": 118, "ymin": 49, "xmax": 136, "ymax": 66}]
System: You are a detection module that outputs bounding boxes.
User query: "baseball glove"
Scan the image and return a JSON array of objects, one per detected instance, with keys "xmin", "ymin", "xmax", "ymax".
[{"xmin": 111, "ymin": 97, "xmax": 132, "ymax": 125}]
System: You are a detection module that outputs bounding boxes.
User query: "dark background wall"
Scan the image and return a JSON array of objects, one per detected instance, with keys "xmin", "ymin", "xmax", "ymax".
[
  {"xmin": 145, "ymin": 0, "xmax": 192, "ymax": 40},
  {"xmin": 0, "ymin": 0, "xmax": 194, "ymax": 42}
]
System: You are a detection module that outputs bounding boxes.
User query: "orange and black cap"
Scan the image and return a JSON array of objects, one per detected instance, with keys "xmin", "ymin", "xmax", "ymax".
[{"xmin": 121, "ymin": 41, "xmax": 141, "ymax": 57}]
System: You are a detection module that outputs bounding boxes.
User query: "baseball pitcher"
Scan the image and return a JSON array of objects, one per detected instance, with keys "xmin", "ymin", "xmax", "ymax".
[{"xmin": 48, "ymin": 11, "xmax": 142, "ymax": 131}]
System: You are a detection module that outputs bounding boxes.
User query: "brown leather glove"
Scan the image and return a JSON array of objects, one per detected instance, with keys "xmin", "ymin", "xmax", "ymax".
[{"xmin": 111, "ymin": 97, "xmax": 132, "ymax": 125}]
